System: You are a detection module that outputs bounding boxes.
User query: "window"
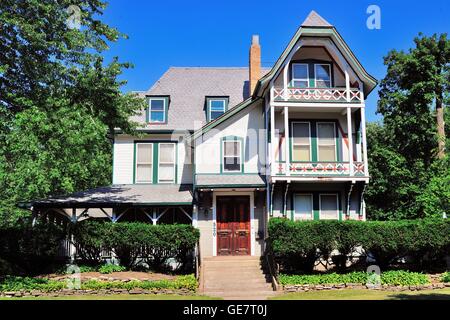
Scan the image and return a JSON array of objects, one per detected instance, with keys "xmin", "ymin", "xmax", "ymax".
[
  {"xmin": 158, "ymin": 143, "xmax": 176, "ymax": 183},
  {"xmin": 294, "ymin": 194, "xmax": 313, "ymax": 220},
  {"xmin": 317, "ymin": 122, "xmax": 336, "ymax": 161},
  {"xmin": 319, "ymin": 194, "xmax": 339, "ymax": 220},
  {"xmin": 148, "ymin": 98, "xmax": 167, "ymax": 123},
  {"xmin": 292, "ymin": 122, "xmax": 311, "ymax": 161},
  {"xmin": 207, "ymin": 98, "xmax": 227, "ymax": 121},
  {"xmin": 315, "ymin": 64, "xmax": 332, "ymax": 88},
  {"xmin": 135, "ymin": 143, "xmax": 153, "ymax": 183},
  {"xmin": 291, "ymin": 63, "xmax": 309, "ymax": 88},
  {"xmin": 222, "ymin": 139, "xmax": 241, "ymax": 172}
]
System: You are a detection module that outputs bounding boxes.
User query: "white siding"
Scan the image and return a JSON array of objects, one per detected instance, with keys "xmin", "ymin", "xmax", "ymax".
[
  {"xmin": 195, "ymin": 102, "xmax": 265, "ymax": 174},
  {"xmin": 113, "ymin": 133, "xmax": 193, "ymax": 185},
  {"xmin": 113, "ymin": 137, "xmax": 134, "ymax": 184}
]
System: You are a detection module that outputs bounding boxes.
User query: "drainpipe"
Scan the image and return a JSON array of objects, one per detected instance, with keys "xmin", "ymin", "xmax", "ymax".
[
  {"xmin": 359, "ymin": 184, "xmax": 367, "ymax": 220},
  {"xmin": 346, "ymin": 182, "xmax": 355, "ymax": 220},
  {"xmin": 283, "ymin": 182, "xmax": 290, "ymax": 218}
]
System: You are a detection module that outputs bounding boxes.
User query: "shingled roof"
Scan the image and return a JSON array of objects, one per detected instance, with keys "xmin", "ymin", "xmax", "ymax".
[
  {"xmin": 301, "ymin": 10, "xmax": 333, "ymax": 27},
  {"xmin": 130, "ymin": 67, "xmax": 270, "ymax": 131}
]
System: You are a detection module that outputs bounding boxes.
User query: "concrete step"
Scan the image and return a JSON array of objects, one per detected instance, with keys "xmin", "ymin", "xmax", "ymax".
[
  {"xmin": 205, "ymin": 290, "xmax": 278, "ymax": 298},
  {"xmin": 204, "ymin": 281, "xmax": 272, "ymax": 290}
]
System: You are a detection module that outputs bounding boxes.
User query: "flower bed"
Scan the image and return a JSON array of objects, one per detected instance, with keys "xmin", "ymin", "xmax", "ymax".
[
  {"xmin": 279, "ymin": 271, "xmax": 450, "ymax": 293},
  {"xmin": 0, "ymin": 274, "xmax": 197, "ymax": 298}
]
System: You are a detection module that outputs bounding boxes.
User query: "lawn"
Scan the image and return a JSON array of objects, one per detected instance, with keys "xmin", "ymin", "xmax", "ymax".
[
  {"xmin": 270, "ymin": 288, "xmax": 450, "ymax": 300},
  {"xmin": 0, "ymin": 294, "xmax": 220, "ymax": 300}
]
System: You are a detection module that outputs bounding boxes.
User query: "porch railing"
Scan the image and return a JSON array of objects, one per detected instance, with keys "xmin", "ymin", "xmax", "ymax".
[
  {"xmin": 273, "ymin": 87, "xmax": 363, "ymax": 103},
  {"xmin": 275, "ymin": 161, "xmax": 366, "ymax": 176}
]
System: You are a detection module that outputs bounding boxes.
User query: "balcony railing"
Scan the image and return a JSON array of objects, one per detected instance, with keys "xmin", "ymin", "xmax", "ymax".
[
  {"xmin": 275, "ymin": 162, "xmax": 366, "ymax": 177},
  {"xmin": 273, "ymin": 87, "xmax": 363, "ymax": 103}
]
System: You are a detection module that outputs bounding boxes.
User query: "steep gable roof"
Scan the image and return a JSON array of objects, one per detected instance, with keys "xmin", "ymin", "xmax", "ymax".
[
  {"xmin": 301, "ymin": 10, "xmax": 332, "ymax": 27},
  {"xmin": 253, "ymin": 11, "xmax": 377, "ymax": 98}
]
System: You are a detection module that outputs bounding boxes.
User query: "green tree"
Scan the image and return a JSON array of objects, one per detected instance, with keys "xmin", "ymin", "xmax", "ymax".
[
  {"xmin": 0, "ymin": 1, "xmax": 145, "ymax": 226},
  {"xmin": 367, "ymin": 33, "xmax": 449, "ymax": 220}
]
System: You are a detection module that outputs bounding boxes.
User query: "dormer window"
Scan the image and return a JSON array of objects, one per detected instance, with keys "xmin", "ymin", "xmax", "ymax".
[
  {"xmin": 315, "ymin": 64, "xmax": 332, "ymax": 88},
  {"xmin": 147, "ymin": 97, "xmax": 168, "ymax": 124},
  {"xmin": 206, "ymin": 97, "xmax": 228, "ymax": 122},
  {"xmin": 291, "ymin": 62, "xmax": 332, "ymax": 88},
  {"xmin": 292, "ymin": 63, "xmax": 309, "ymax": 88}
]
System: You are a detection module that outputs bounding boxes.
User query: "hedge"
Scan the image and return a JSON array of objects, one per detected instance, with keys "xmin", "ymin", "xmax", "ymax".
[
  {"xmin": 0, "ymin": 221, "xmax": 65, "ymax": 275},
  {"xmin": 268, "ymin": 218, "xmax": 450, "ymax": 272},
  {"xmin": 279, "ymin": 270, "xmax": 430, "ymax": 286},
  {"xmin": 71, "ymin": 221, "xmax": 200, "ymax": 271}
]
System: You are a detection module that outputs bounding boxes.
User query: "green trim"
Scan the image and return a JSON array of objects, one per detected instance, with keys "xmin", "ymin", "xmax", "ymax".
[
  {"xmin": 195, "ymin": 184, "xmax": 265, "ymax": 189},
  {"xmin": 133, "ymin": 140, "xmax": 178, "ymax": 185},
  {"xmin": 220, "ymin": 136, "xmax": 244, "ymax": 174},
  {"xmin": 289, "ymin": 59, "xmax": 334, "ymax": 88},
  {"xmin": 190, "ymin": 97, "xmax": 258, "ymax": 141},
  {"xmin": 205, "ymin": 97, "xmax": 229, "ymax": 122},
  {"xmin": 291, "ymin": 191, "xmax": 342, "ymax": 221},
  {"xmin": 146, "ymin": 96, "xmax": 169, "ymax": 124},
  {"xmin": 254, "ymin": 27, "xmax": 377, "ymax": 99},
  {"xmin": 289, "ymin": 119, "xmax": 341, "ymax": 163}
]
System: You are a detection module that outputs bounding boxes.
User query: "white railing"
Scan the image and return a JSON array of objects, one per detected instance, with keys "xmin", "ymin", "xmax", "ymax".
[
  {"xmin": 275, "ymin": 162, "xmax": 366, "ymax": 177},
  {"xmin": 273, "ymin": 87, "xmax": 362, "ymax": 103}
]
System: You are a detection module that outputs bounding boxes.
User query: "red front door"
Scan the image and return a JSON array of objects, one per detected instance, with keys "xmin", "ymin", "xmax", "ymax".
[{"xmin": 216, "ymin": 196, "xmax": 251, "ymax": 256}]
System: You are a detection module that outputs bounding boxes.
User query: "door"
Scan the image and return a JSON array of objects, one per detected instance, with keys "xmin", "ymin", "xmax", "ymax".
[{"xmin": 216, "ymin": 196, "xmax": 251, "ymax": 255}]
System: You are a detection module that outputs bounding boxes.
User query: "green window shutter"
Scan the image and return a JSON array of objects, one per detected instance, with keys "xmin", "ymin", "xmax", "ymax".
[{"xmin": 153, "ymin": 142, "xmax": 159, "ymax": 184}]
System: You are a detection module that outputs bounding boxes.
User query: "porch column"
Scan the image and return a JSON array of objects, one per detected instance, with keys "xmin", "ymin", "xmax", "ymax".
[
  {"xmin": 360, "ymin": 107, "xmax": 369, "ymax": 176},
  {"xmin": 347, "ymin": 107, "xmax": 354, "ymax": 176},
  {"xmin": 284, "ymin": 106, "xmax": 290, "ymax": 176},
  {"xmin": 270, "ymin": 105, "xmax": 276, "ymax": 176},
  {"xmin": 345, "ymin": 70, "xmax": 351, "ymax": 102},
  {"xmin": 192, "ymin": 205, "xmax": 198, "ymax": 228},
  {"xmin": 283, "ymin": 64, "xmax": 289, "ymax": 100}
]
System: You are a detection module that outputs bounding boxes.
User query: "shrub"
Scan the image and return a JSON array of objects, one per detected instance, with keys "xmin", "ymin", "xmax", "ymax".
[
  {"xmin": 0, "ymin": 221, "xmax": 65, "ymax": 275},
  {"xmin": 109, "ymin": 222, "xmax": 200, "ymax": 272},
  {"xmin": 98, "ymin": 264, "xmax": 126, "ymax": 274},
  {"xmin": 268, "ymin": 218, "xmax": 450, "ymax": 272},
  {"xmin": 0, "ymin": 274, "xmax": 198, "ymax": 293},
  {"xmin": 442, "ymin": 272, "xmax": 450, "ymax": 283},
  {"xmin": 70, "ymin": 220, "xmax": 112, "ymax": 266},
  {"xmin": 279, "ymin": 270, "xmax": 429, "ymax": 286}
]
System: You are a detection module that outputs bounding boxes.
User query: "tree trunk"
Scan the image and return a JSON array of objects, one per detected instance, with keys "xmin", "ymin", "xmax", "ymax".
[{"xmin": 436, "ymin": 94, "xmax": 446, "ymax": 159}]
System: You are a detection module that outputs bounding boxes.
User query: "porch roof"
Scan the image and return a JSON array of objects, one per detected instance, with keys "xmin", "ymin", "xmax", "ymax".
[
  {"xmin": 30, "ymin": 184, "xmax": 193, "ymax": 209},
  {"xmin": 195, "ymin": 174, "xmax": 266, "ymax": 189}
]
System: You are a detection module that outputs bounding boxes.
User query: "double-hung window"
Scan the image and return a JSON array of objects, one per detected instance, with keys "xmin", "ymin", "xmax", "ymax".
[
  {"xmin": 158, "ymin": 143, "xmax": 176, "ymax": 183},
  {"xmin": 135, "ymin": 143, "xmax": 153, "ymax": 183},
  {"xmin": 319, "ymin": 194, "xmax": 339, "ymax": 220},
  {"xmin": 294, "ymin": 194, "xmax": 313, "ymax": 220},
  {"xmin": 207, "ymin": 98, "xmax": 227, "ymax": 121},
  {"xmin": 292, "ymin": 122, "xmax": 311, "ymax": 161},
  {"xmin": 317, "ymin": 122, "xmax": 336, "ymax": 161},
  {"xmin": 222, "ymin": 139, "xmax": 242, "ymax": 172},
  {"xmin": 291, "ymin": 63, "xmax": 309, "ymax": 88},
  {"xmin": 315, "ymin": 64, "xmax": 332, "ymax": 88},
  {"xmin": 148, "ymin": 98, "xmax": 167, "ymax": 123}
]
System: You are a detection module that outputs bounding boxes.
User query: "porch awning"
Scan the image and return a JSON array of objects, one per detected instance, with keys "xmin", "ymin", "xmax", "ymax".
[
  {"xmin": 195, "ymin": 174, "xmax": 266, "ymax": 189},
  {"xmin": 29, "ymin": 184, "xmax": 193, "ymax": 209}
]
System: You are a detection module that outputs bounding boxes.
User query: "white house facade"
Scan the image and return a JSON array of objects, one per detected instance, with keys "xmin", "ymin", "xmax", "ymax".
[{"xmin": 30, "ymin": 11, "xmax": 377, "ymax": 259}]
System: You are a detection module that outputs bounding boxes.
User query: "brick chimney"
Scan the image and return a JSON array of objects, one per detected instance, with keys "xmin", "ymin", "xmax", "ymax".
[{"xmin": 249, "ymin": 34, "xmax": 261, "ymax": 97}]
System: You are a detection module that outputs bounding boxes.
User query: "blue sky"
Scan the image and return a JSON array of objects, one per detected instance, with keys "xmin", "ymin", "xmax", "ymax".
[{"xmin": 100, "ymin": 0, "xmax": 449, "ymax": 122}]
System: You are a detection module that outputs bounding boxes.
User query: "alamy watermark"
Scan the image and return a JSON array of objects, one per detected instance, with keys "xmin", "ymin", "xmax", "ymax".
[
  {"xmin": 366, "ymin": 5, "xmax": 381, "ymax": 30},
  {"xmin": 65, "ymin": 264, "xmax": 81, "ymax": 290},
  {"xmin": 366, "ymin": 265, "xmax": 381, "ymax": 289},
  {"xmin": 66, "ymin": 5, "xmax": 81, "ymax": 30}
]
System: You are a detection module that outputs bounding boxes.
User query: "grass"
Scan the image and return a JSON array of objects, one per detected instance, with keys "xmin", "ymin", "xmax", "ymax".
[
  {"xmin": 270, "ymin": 288, "xmax": 450, "ymax": 300},
  {"xmin": 0, "ymin": 294, "xmax": 221, "ymax": 300}
]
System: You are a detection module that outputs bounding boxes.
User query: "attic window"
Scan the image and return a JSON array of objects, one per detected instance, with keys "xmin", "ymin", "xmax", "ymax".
[
  {"xmin": 207, "ymin": 98, "xmax": 228, "ymax": 122},
  {"xmin": 147, "ymin": 97, "xmax": 168, "ymax": 124}
]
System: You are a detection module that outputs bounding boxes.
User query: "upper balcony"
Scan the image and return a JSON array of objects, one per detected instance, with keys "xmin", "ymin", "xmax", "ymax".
[{"xmin": 273, "ymin": 87, "xmax": 363, "ymax": 104}]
